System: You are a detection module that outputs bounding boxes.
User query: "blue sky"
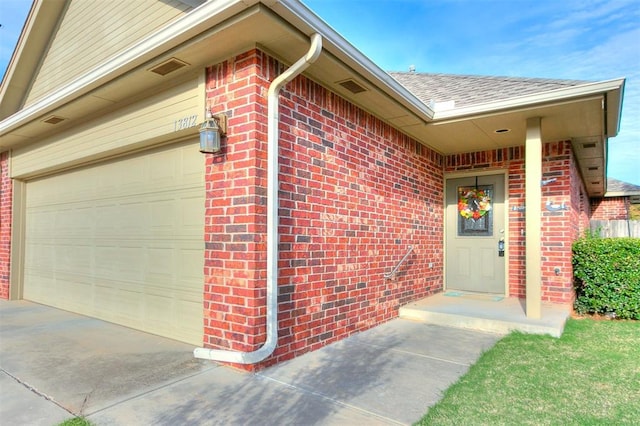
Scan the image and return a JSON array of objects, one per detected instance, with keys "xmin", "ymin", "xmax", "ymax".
[{"xmin": 1, "ymin": 0, "xmax": 639, "ymax": 185}]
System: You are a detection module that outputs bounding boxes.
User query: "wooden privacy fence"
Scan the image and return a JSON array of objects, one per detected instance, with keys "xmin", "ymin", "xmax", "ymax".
[{"xmin": 590, "ymin": 220, "xmax": 640, "ymax": 238}]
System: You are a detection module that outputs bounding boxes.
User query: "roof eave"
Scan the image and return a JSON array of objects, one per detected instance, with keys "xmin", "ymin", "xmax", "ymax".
[
  {"xmin": 605, "ymin": 78, "xmax": 625, "ymax": 137},
  {"xmin": 431, "ymin": 78, "xmax": 626, "ymax": 129},
  {"xmin": 0, "ymin": 0, "xmax": 67, "ymax": 120},
  {"xmin": 0, "ymin": 0, "xmax": 436, "ymax": 139},
  {"xmin": 0, "ymin": 0, "xmax": 261, "ymax": 137},
  {"xmin": 269, "ymin": 0, "xmax": 435, "ymax": 119},
  {"xmin": 605, "ymin": 191, "xmax": 640, "ymax": 197}
]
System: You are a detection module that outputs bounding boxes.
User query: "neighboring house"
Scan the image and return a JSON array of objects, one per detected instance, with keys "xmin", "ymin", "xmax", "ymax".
[
  {"xmin": 0, "ymin": 0, "xmax": 626, "ymax": 369},
  {"xmin": 590, "ymin": 178, "xmax": 640, "ymax": 237},
  {"xmin": 591, "ymin": 178, "xmax": 640, "ymax": 220}
]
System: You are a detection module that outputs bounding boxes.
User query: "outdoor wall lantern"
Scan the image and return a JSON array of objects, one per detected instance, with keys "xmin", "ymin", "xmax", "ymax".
[{"xmin": 199, "ymin": 111, "xmax": 227, "ymax": 154}]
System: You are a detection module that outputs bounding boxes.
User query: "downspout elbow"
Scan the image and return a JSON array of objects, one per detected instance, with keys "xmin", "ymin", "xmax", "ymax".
[{"xmin": 194, "ymin": 33, "xmax": 322, "ymax": 365}]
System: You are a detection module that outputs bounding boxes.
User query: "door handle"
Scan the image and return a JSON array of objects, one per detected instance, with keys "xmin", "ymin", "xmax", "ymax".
[{"xmin": 498, "ymin": 238, "xmax": 505, "ymax": 257}]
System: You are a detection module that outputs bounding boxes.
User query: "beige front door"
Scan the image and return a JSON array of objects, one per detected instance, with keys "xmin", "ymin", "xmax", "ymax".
[{"xmin": 445, "ymin": 174, "xmax": 506, "ymax": 294}]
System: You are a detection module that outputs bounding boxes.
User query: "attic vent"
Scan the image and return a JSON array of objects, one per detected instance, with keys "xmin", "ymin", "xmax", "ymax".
[
  {"xmin": 591, "ymin": 181, "xmax": 600, "ymax": 185},
  {"xmin": 582, "ymin": 142, "xmax": 597, "ymax": 149},
  {"xmin": 42, "ymin": 115, "xmax": 66, "ymax": 125},
  {"xmin": 149, "ymin": 58, "xmax": 189, "ymax": 76},
  {"xmin": 587, "ymin": 166, "xmax": 599, "ymax": 171},
  {"xmin": 338, "ymin": 79, "xmax": 367, "ymax": 94}
]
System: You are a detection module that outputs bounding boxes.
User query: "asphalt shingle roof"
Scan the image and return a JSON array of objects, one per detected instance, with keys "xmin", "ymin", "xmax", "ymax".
[
  {"xmin": 389, "ymin": 72, "xmax": 589, "ymax": 108},
  {"xmin": 607, "ymin": 178, "xmax": 640, "ymax": 194}
]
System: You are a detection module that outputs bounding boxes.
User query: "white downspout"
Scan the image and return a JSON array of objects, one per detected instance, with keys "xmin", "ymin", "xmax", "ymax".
[{"xmin": 194, "ymin": 33, "xmax": 323, "ymax": 364}]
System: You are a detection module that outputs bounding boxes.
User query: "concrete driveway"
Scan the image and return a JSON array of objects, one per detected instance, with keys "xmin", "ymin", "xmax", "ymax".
[{"xmin": 1, "ymin": 299, "xmax": 501, "ymax": 425}]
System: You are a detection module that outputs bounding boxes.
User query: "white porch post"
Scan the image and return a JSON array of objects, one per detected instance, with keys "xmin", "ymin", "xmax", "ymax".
[{"xmin": 525, "ymin": 117, "xmax": 542, "ymax": 319}]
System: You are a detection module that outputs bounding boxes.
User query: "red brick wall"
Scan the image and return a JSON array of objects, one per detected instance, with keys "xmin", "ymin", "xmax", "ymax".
[
  {"xmin": 540, "ymin": 141, "xmax": 575, "ymax": 304},
  {"xmin": 202, "ymin": 51, "xmax": 271, "ymax": 363},
  {"xmin": 590, "ymin": 197, "xmax": 629, "ymax": 220},
  {"xmin": 0, "ymin": 151, "xmax": 12, "ymax": 300},
  {"xmin": 203, "ymin": 50, "xmax": 444, "ymax": 369},
  {"xmin": 445, "ymin": 141, "xmax": 578, "ymax": 305},
  {"xmin": 574, "ymin": 173, "xmax": 591, "ymax": 236}
]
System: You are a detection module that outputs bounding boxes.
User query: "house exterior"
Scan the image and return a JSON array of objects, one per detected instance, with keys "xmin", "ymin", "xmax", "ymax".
[
  {"xmin": 591, "ymin": 178, "xmax": 640, "ymax": 220},
  {"xmin": 590, "ymin": 178, "xmax": 640, "ymax": 237},
  {"xmin": 0, "ymin": 0, "xmax": 625, "ymax": 370}
]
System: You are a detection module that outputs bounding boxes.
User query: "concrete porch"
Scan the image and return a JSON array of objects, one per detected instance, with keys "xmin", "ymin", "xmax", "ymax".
[{"xmin": 400, "ymin": 291, "xmax": 571, "ymax": 337}]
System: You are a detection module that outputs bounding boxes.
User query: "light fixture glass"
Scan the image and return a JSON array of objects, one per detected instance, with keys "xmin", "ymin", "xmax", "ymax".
[
  {"xmin": 199, "ymin": 111, "xmax": 227, "ymax": 154},
  {"xmin": 199, "ymin": 112, "xmax": 222, "ymax": 153}
]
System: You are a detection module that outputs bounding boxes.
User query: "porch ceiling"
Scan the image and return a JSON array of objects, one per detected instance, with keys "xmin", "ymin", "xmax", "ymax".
[{"xmin": 419, "ymin": 98, "xmax": 609, "ymax": 196}]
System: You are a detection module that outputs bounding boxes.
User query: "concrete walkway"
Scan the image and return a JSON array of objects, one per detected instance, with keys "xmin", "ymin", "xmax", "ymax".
[{"xmin": 0, "ymin": 299, "xmax": 501, "ymax": 425}]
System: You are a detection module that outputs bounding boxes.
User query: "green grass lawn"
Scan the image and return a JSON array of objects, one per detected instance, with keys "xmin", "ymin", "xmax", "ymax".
[
  {"xmin": 58, "ymin": 418, "xmax": 92, "ymax": 426},
  {"xmin": 418, "ymin": 318, "xmax": 640, "ymax": 425}
]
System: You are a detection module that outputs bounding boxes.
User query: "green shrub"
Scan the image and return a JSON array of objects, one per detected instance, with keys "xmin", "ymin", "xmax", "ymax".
[{"xmin": 572, "ymin": 237, "xmax": 640, "ymax": 319}]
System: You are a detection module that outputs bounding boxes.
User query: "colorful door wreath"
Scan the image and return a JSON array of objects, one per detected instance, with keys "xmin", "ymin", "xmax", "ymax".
[{"xmin": 458, "ymin": 187, "xmax": 492, "ymax": 221}]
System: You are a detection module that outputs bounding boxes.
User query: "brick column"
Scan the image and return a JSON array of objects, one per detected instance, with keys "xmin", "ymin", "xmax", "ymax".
[
  {"xmin": 202, "ymin": 51, "xmax": 271, "ymax": 361},
  {"xmin": 0, "ymin": 152, "xmax": 12, "ymax": 300}
]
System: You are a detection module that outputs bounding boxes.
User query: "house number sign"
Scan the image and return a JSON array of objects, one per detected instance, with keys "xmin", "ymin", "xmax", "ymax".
[{"xmin": 174, "ymin": 114, "xmax": 198, "ymax": 131}]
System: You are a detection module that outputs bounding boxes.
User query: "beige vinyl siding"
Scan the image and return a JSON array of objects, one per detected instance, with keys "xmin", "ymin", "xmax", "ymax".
[
  {"xmin": 12, "ymin": 78, "xmax": 201, "ymax": 179},
  {"xmin": 25, "ymin": 0, "xmax": 193, "ymax": 105},
  {"xmin": 23, "ymin": 140, "xmax": 204, "ymax": 345}
]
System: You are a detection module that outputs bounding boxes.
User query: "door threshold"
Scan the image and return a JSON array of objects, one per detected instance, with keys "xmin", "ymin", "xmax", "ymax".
[{"xmin": 443, "ymin": 290, "xmax": 505, "ymax": 302}]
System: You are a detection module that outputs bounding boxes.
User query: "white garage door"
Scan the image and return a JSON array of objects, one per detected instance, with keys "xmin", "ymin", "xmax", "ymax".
[{"xmin": 23, "ymin": 141, "xmax": 205, "ymax": 345}]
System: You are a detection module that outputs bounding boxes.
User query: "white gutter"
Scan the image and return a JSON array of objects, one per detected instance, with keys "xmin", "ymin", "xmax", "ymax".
[{"xmin": 194, "ymin": 33, "xmax": 323, "ymax": 364}]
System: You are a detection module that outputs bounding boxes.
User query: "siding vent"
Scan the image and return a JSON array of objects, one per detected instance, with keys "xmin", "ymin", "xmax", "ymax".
[
  {"xmin": 149, "ymin": 58, "xmax": 189, "ymax": 76},
  {"xmin": 338, "ymin": 79, "xmax": 367, "ymax": 94},
  {"xmin": 587, "ymin": 166, "xmax": 599, "ymax": 171},
  {"xmin": 42, "ymin": 115, "xmax": 66, "ymax": 125},
  {"xmin": 582, "ymin": 142, "xmax": 597, "ymax": 149},
  {"xmin": 591, "ymin": 181, "xmax": 600, "ymax": 185}
]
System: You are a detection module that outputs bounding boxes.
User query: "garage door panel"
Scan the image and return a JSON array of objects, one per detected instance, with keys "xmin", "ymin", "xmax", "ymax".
[
  {"xmin": 94, "ymin": 246, "xmax": 118, "ymax": 276},
  {"xmin": 60, "ymin": 277, "xmax": 94, "ymax": 310},
  {"xmin": 27, "ymin": 210, "xmax": 55, "ymax": 237},
  {"xmin": 182, "ymin": 193, "xmax": 207, "ymax": 233},
  {"xmin": 115, "ymin": 246, "xmax": 146, "ymax": 281},
  {"xmin": 148, "ymin": 247, "xmax": 177, "ymax": 283},
  {"xmin": 150, "ymin": 199, "xmax": 177, "ymax": 230},
  {"xmin": 150, "ymin": 150, "xmax": 180, "ymax": 183},
  {"xmin": 24, "ymin": 141, "xmax": 205, "ymax": 345},
  {"xmin": 181, "ymin": 247, "xmax": 205, "ymax": 283}
]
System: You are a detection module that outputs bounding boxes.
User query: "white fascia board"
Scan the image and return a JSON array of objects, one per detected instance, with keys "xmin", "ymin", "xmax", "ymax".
[
  {"xmin": 605, "ymin": 191, "xmax": 640, "ymax": 197},
  {"xmin": 607, "ymin": 77, "xmax": 625, "ymax": 137},
  {"xmin": 432, "ymin": 78, "xmax": 626, "ymax": 122},
  {"xmin": 273, "ymin": 0, "xmax": 436, "ymax": 119},
  {"xmin": 0, "ymin": 0, "xmax": 259, "ymax": 137}
]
